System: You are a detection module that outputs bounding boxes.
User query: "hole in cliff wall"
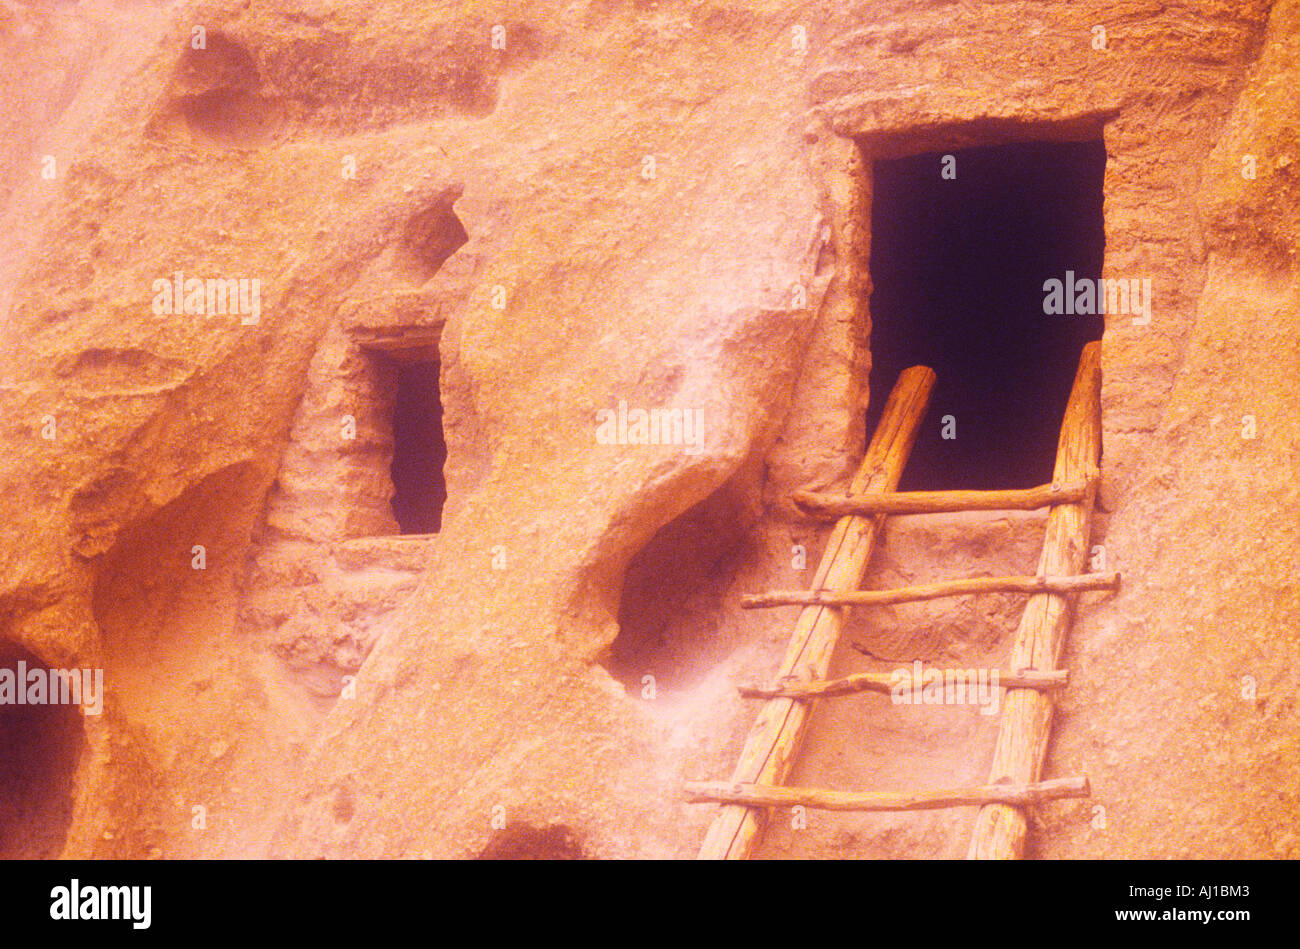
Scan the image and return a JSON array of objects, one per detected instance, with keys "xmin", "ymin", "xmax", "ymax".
[
  {"xmin": 178, "ymin": 88, "xmax": 285, "ymax": 145},
  {"xmin": 94, "ymin": 462, "xmax": 265, "ymax": 719},
  {"xmin": 866, "ymin": 140, "xmax": 1105, "ymax": 490},
  {"xmin": 390, "ymin": 359, "xmax": 446, "ymax": 534},
  {"xmin": 359, "ymin": 341, "xmax": 446, "ymax": 535},
  {"xmin": 398, "ymin": 195, "xmax": 469, "ymax": 280},
  {"xmin": 169, "ymin": 32, "xmax": 283, "ymax": 146},
  {"xmin": 177, "ymin": 31, "xmax": 259, "ymax": 90},
  {"xmin": 476, "ymin": 822, "xmax": 585, "ymax": 859},
  {"xmin": 604, "ymin": 470, "xmax": 761, "ymax": 694},
  {"xmin": 0, "ymin": 640, "xmax": 86, "ymax": 859}
]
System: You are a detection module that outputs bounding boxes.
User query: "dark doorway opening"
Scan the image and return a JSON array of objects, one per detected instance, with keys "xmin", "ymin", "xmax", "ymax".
[
  {"xmin": 0, "ymin": 640, "xmax": 86, "ymax": 859},
  {"xmin": 865, "ymin": 140, "xmax": 1105, "ymax": 490},
  {"xmin": 388, "ymin": 358, "xmax": 446, "ymax": 534}
]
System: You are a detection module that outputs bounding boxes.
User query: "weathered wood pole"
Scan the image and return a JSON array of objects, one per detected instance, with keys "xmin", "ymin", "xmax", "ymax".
[
  {"xmin": 687, "ymin": 775, "xmax": 1090, "ymax": 812},
  {"xmin": 741, "ymin": 571, "xmax": 1119, "ymax": 609},
  {"xmin": 792, "ymin": 479, "xmax": 1091, "ymax": 517},
  {"xmin": 697, "ymin": 365, "xmax": 935, "ymax": 859},
  {"xmin": 737, "ymin": 667, "xmax": 1068, "ymax": 700},
  {"xmin": 967, "ymin": 341, "xmax": 1103, "ymax": 859}
]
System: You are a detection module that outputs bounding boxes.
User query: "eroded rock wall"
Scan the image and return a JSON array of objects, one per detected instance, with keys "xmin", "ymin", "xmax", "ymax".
[{"xmin": 0, "ymin": 0, "xmax": 1295, "ymax": 858}]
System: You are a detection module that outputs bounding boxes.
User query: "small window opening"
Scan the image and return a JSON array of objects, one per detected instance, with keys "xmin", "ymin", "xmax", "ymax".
[
  {"xmin": 865, "ymin": 139, "xmax": 1106, "ymax": 490},
  {"xmin": 380, "ymin": 352, "xmax": 446, "ymax": 535}
]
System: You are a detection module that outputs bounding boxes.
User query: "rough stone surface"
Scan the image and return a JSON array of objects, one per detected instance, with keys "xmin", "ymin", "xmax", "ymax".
[{"xmin": 0, "ymin": 0, "xmax": 1295, "ymax": 859}]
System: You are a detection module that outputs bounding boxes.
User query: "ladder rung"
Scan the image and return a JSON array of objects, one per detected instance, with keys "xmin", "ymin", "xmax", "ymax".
[
  {"xmin": 738, "ymin": 667, "xmax": 1068, "ymax": 700},
  {"xmin": 742, "ymin": 572, "xmax": 1119, "ymax": 609},
  {"xmin": 685, "ymin": 775, "xmax": 1090, "ymax": 812},
  {"xmin": 792, "ymin": 477, "xmax": 1093, "ymax": 518}
]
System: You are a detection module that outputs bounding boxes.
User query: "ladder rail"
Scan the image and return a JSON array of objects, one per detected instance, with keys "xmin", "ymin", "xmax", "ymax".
[
  {"xmin": 967, "ymin": 340, "xmax": 1103, "ymax": 859},
  {"xmin": 695, "ymin": 364, "xmax": 936, "ymax": 859}
]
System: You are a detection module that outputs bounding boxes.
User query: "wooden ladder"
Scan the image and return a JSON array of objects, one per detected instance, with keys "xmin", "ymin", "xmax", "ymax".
[{"xmin": 688, "ymin": 341, "xmax": 1113, "ymax": 859}]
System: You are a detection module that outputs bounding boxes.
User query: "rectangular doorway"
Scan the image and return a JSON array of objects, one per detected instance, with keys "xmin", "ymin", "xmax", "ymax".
[
  {"xmin": 361, "ymin": 339, "xmax": 447, "ymax": 536},
  {"xmin": 864, "ymin": 140, "xmax": 1106, "ymax": 490}
]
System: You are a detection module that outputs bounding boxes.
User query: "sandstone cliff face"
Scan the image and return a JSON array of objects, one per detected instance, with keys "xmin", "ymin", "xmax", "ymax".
[{"xmin": 0, "ymin": 0, "xmax": 1294, "ymax": 859}]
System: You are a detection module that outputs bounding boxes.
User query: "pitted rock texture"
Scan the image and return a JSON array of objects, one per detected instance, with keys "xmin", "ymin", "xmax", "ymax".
[{"xmin": 0, "ymin": 0, "xmax": 1296, "ymax": 859}]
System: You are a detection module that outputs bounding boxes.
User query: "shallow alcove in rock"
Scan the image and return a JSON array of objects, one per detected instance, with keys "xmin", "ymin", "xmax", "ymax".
[
  {"xmin": 398, "ymin": 197, "xmax": 469, "ymax": 280},
  {"xmin": 167, "ymin": 31, "xmax": 284, "ymax": 146},
  {"xmin": 175, "ymin": 31, "xmax": 260, "ymax": 91},
  {"xmin": 604, "ymin": 470, "xmax": 762, "ymax": 695},
  {"xmin": 0, "ymin": 640, "xmax": 87, "ymax": 859},
  {"xmin": 177, "ymin": 88, "xmax": 285, "ymax": 146},
  {"xmin": 476, "ymin": 822, "xmax": 585, "ymax": 860},
  {"xmin": 865, "ymin": 140, "xmax": 1106, "ymax": 490},
  {"xmin": 92, "ymin": 462, "xmax": 266, "ymax": 721}
]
